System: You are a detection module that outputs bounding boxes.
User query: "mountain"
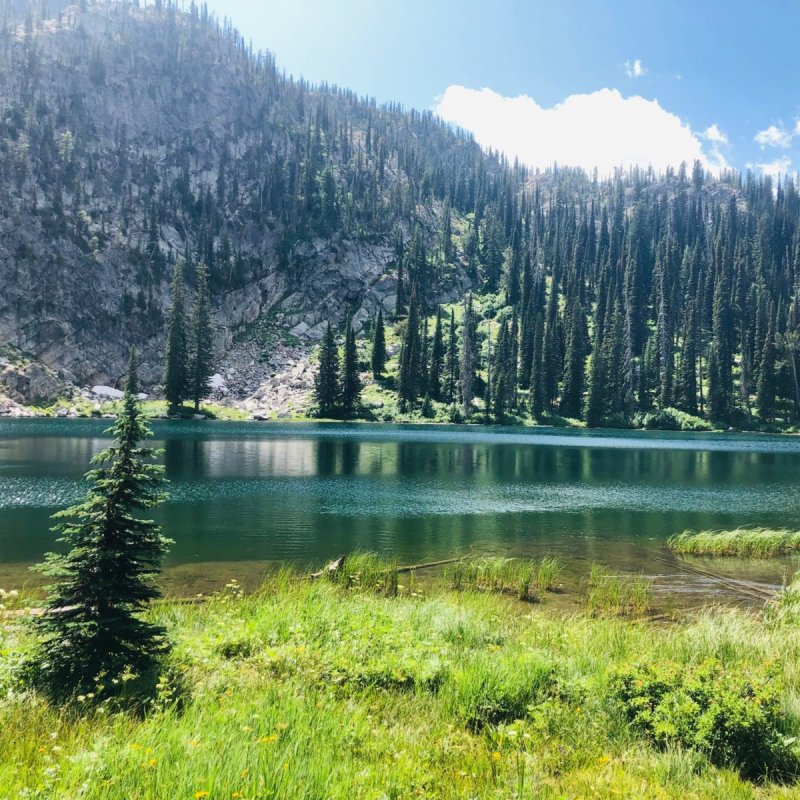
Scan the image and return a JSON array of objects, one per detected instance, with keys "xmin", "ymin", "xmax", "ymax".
[
  {"xmin": 0, "ymin": 1, "xmax": 799, "ymax": 429},
  {"xmin": 0, "ymin": 0, "xmax": 504, "ymax": 396}
]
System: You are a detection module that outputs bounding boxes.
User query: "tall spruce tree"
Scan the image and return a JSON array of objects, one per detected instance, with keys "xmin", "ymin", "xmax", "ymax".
[
  {"xmin": 342, "ymin": 317, "xmax": 362, "ymax": 416},
  {"xmin": 164, "ymin": 260, "xmax": 188, "ymax": 412},
  {"xmin": 445, "ymin": 308, "xmax": 458, "ymax": 404},
  {"xmin": 459, "ymin": 296, "xmax": 475, "ymax": 416},
  {"xmin": 429, "ymin": 307, "xmax": 445, "ymax": 401},
  {"xmin": 315, "ymin": 323, "xmax": 340, "ymax": 418},
  {"xmin": 28, "ymin": 349, "xmax": 170, "ymax": 704},
  {"xmin": 189, "ymin": 261, "xmax": 214, "ymax": 413},
  {"xmin": 371, "ymin": 309, "xmax": 387, "ymax": 378},
  {"xmin": 398, "ymin": 292, "xmax": 422, "ymax": 407}
]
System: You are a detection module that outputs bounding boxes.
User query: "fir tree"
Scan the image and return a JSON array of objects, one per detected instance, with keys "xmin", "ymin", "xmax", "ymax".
[
  {"xmin": 429, "ymin": 307, "xmax": 445, "ymax": 401},
  {"xmin": 189, "ymin": 261, "xmax": 214, "ymax": 413},
  {"xmin": 342, "ymin": 317, "xmax": 362, "ymax": 416},
  {"xmin": 398, "ymin": 292, "xmax": 421, "ymax": 407},
  {"xmin": 27, "ymin": 351, "xmax": 170, "ymax": 705},
  {"xmin": 370, "ymin": 309, "xmax": 387, "ymax": 378},
  {"xmin": 757, "ymin": 314, "xmax": 777, "ymax": 421},
  {"xmin": 445, "ymin": 308, "xmax": 457, "ymax": 404},
  {"xmin": 315, "ymin": 323, "xmax": 340, "ymax": 418},
  {"xmin": 459, "ymin": 295, "xmax": 475, "ymax": 416},
  {"xmin": 164, "ymin": 260, "xmax": 188, "ymax": 412}
]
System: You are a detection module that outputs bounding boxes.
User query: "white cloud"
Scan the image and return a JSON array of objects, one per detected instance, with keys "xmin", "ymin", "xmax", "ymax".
[
  {"xmin": 796, "ymin": 119, "xmax": 800, "ymax": 135},
  {"xmin": 701, "ymin": 124, "xmax": 728, "ymax": 145},
  {"xmin": 755, "ymin": 156, "xmax": 793, "ymax": 177},
  {"xmin": 624, "ymin": 59, "xmax": 647, "ymax": 78},
  {"xmin": 754, "ymin": 124, "xmax": 792, "ymax": 149},
  {"xmin": 435, "ymin": 85, "xmax": 728, "ymax": 175}
]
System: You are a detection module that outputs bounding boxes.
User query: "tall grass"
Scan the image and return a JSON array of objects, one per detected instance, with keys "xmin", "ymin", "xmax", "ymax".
[
  {"xmin": 445, "ymin": 556, "xmax": 564, "ymax": 601},
  {"xmin": 3, "ymin": 563, "xmax": 800, "ymax": 797},
  {"xmin": 585, "ymin": 563, "xmax": 651, "ymax": 616},
  {"xmin": 669, "ymin": 527, "xmax": 800, "ymax": 557}
]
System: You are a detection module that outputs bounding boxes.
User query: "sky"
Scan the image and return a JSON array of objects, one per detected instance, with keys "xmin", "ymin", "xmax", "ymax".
[{"xmin": 200, "ymin": 0, "xmax": 800, "ymax": 178}]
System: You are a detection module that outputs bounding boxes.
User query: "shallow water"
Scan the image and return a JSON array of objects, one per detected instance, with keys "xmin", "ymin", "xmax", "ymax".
[{"xmin": 1, "ymin": 419, "xmax": 799, "ymax": 599}]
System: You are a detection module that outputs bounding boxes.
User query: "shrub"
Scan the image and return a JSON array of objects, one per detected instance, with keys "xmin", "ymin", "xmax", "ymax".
[
  {"xmin": 635, "ymin": 407, "xmax": 712, "ymax": 432},
  {"xmin": 610, "ymin": 659, "xmax": 799, "ymax": 780}
]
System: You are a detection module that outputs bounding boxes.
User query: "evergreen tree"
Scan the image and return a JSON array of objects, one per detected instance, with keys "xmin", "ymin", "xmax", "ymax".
[
  {"xmin": 429, "ymin": 307, "xmax": 445, "ymax": 401},
  {"xmin": 164, "ymin": 260, "xmax": 188, "ymax": 412},
  {"xmin": 314, "ymin": 323, "xmax": 340, "ymax": 418},
  {"xmin": 370, "ymin": 309, "xmax": 387, "ymax": 378},
  {"xmin": 398, "ymin": 292, "xmax": 421, "ymax": 407},
  {"xmin": 560, "ymin": 301, "xmax": 588, "ymax": 419},
  {"xmin": 757, "ymin": 313, "xmax": 777, "ymax": 421},
  {"xmin": 28, "ymin": 351, "xmax": 170, "ymax": 705},
  {"xmin": 189, "ymin": 261, "xmax": 214, "ymax": 413},
  {"xmin": 445, "ymin": 308, "xmax": 458, "ymax": 404},
  {"xmin": 458, "ymin": 295, "xmax": 475, "ymax": 416},
  {"xmin": 342, "ymin": 317, "xmax": 362, "ymax": 416}
]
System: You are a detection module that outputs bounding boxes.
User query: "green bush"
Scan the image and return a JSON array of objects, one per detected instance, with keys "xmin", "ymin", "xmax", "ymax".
[
  {"xmin": 610, "ymin": 659, "xmax": 799, "ymax": 780},
  {"xmin": 635, "ymin": 408, "xmax": 712, "ymax": 432}
]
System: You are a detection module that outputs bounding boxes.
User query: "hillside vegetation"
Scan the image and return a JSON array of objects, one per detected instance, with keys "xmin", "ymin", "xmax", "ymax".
[{"xmin": 0, "ymin": 3, "xmax": 798, "ymax": 430}]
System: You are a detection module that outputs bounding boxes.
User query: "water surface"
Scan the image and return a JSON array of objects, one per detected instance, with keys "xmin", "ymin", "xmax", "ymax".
[{"xmin": 2, "ymin": 419, "xmax": 799, "ymax": 599}]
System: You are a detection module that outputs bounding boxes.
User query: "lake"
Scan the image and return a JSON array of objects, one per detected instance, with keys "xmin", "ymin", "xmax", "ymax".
[{"xmin": 2, "ymin": 419, "xmax": 800, "ymax": 600}]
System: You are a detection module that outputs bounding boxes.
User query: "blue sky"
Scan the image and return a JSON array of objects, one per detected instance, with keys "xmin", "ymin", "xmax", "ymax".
[{"xmin": 202, "ymin": 0, "xmax": 800, "ymax": 177}]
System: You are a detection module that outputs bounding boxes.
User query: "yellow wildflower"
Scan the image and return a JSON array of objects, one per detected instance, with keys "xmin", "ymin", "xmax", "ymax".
[
  {"xmin": 194, "ymin": 793, "xmax": 210, "ymax": 799},
  {"xmin": 491, "ymin": 751, "xmax": 501, "ymax": 762},
  {"xmin": 597, "ymin": 755, "xmax": 611, "ymax": 765},
  {"xmin": 258, "ymin": 735, "xmax": 278, "ymax": 745}
]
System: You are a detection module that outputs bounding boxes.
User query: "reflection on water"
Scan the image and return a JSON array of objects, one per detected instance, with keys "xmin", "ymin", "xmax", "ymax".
[{"xmin": 1, "ymin": 420, "xmax": 800, "ymax": 597}]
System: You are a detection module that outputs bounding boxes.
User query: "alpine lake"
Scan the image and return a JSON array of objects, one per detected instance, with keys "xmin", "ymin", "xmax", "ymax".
[{"xmin": 2, "ymin": 418, "xmax": 799, "ymax": 607}]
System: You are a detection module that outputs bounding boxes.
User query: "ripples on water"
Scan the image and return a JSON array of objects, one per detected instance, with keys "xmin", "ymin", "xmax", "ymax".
[{"xmin": 2, "ymin": 419, "xmax": 800, "ymax": 597}]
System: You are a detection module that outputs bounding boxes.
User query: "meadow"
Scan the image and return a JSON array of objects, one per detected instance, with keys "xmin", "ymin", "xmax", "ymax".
[{"xmin": 3, "ymin": 556, "xmax": 800, "ymax": 798}]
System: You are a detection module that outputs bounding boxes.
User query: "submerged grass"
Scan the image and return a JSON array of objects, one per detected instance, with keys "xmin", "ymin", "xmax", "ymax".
[
  {"xmin": 584, "ymin": 563, "xmax": 651, "ymax": 616},
  {"xmin": 2, "ymin": 562, "xmax": 800, "ymax": 797},
  {"xmin": 445, "ymin": 556, "xmax": 565, "ymax": 601},
  {"xmin": 669, "ymin": 527, "xmax": 800, "ymax": 558}
]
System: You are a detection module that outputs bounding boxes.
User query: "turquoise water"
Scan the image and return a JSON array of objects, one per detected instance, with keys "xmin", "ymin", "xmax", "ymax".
[{"xmin": 2, "ymin": 419, "xmax": 800, "ymax": 596}]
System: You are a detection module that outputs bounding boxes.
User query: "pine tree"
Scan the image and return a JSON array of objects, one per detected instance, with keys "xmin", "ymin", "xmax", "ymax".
[
  {"xmin": 28, "ymin": 350, "xmax": 170, "ymax": 704},
  {"xmin": 445, "ymin": 308, "xmax": 458, "ymax": 404},
  {"xmin": 371, "ymin": 309, "xmax": 387, "ymax": 378},
  {"xmin": 398, "ymin": 292, "xmax": 421, "ymax": 407},
  {"xmin": 529, "ymin": 312, "xmax": 545, "ymax": 419},
  {"xmin": 189, "ymin": 261, "xmax": 214, "ymax": 413},
  {"xmin": 164, "ymin": 260, "xmax": 188, "ymax": 412},
  {"xmin": 342, "ymin": 317, "xmax": 362, "ymax": 416},
  {"xmin": 757, "ymin": 313, "xmax": 777, "ymax": 422},
  {"xmin": 315, "ymin": 323, "xmax": 340, "ymax": 418},
  {"xmin": 459, "ymin": 296, "xmax": 475, "ymax": 416},
  {"xmin": 429, "ymin": 307, "xmax": 445, "ymax": 401},
  {"xmin": 560, "ymin": 301, "xmax": 587, "ymax": 419}
]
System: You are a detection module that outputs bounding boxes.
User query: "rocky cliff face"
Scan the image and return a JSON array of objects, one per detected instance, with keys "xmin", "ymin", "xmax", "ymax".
[{"xmin": 0, "ymin": 2, "xmax": 483, "ymax": 403}]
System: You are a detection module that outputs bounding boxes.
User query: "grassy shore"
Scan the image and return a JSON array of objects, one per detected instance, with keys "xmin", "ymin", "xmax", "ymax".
[
  {"xmin": 3, "ymin": 557, "xmax": 800, "ymax": 798},
  {"xmin": 669, "ymin": 528, "xmax": 800, "ymax": 558}
]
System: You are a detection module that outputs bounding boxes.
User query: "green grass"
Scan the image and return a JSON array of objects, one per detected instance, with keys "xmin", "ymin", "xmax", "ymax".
[
  {"xmin": 584, "ymin": 563, "xmax": 651, "ymax": 616},
  {"xmin": 4, "ymin": 564, "xmax": 800, "ymax": 797},
  {"xmin": 445, "ymin": 556, "xmax": 565, "ymax": 601},
  {"xmin": 669, "ymin": 528, "xmax": 800, "ymax": 558}
]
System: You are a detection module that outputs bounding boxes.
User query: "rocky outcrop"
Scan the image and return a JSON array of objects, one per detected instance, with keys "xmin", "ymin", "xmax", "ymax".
[
  {"xmin": 0, "ymin": 359, "xmax": 67, "ymax": 406},
  {"xmin": 0, "ymin": 4, "xmax": 477, "ymax": 395}
]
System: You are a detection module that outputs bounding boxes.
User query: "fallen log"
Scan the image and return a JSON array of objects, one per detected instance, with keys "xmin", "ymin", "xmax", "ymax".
[{"xmin": 310, "ymin": 556, "xmax": 346, "ymax": 580}]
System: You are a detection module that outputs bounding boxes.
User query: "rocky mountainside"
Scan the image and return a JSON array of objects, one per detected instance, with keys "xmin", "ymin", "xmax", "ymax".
[{"xmin": 0, "ymin": 1, "xmax": 500, "ymax": 402}]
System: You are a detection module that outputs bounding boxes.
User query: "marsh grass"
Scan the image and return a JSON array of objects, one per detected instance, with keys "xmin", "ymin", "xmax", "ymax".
[
  {"xmin": 585, "ymin": 563, "xmax": 651, "ymax": 616},
  {"xmin": 3, "ymin": 563, "xmax": 800, "ymax": 797},
  {"xmin": 669, "ymin": 527, "xmax": 800, "ymax": 558},
  {"xmin": 445, "ymin": 556, "xmax": 564, "ymax": 601}
]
